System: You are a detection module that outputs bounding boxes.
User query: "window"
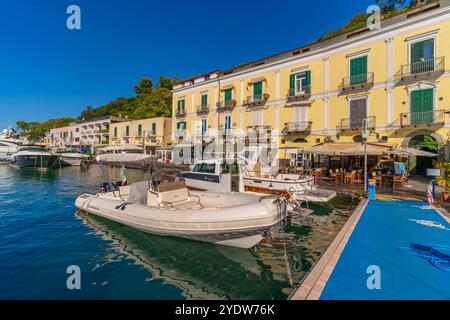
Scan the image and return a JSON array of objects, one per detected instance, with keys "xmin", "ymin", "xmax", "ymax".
[
  {"xmin": 349, "ymin": 56, "xmax": 368, "ymax": 85},
  {"xmin": 138, "ymin": 124, "xmax": 142, "ymax": 137},
  {"xmin": 201, "ymin": 118, "xmax": 207, "ymax": 134},
  {"xmin": 289, "ymin": 71, "xmax": 311, "ymax": 96},
  {"xmin": 411, "ymin": 89, "xmax": 434, "ymax": 124},
  {"xmin": 177, "ymin": 99, "xmax": 185, "ymax": 114},
  {"xmin": 349, "ymin": 98, "xmax": 367, "ymax": 129},
  {"xmin": 114, "ymin": 127, "xmax": 117, "ymax": 137},
  {"xmin": 224, "ymin": 88, "xmax": 232, "ymax": 101},
  {"xmin": 152, "ymin": 123, "xmax": 156, "ymax": 134},
  {"xmin": 193, "ymin": 163, "xmax": 216, "ymax": 174},
  {"xmin": 177, "ymin": 122, "xmax": 186, "ymax": 130},
  {"xmin": 224, "ymin": 115, "xmax": 232, "ymax": 132},
  {"xmin": 221, "ymin": 163, "xmax": 238, "ymax": 174},
  {"xmin": 252, "ymin": 110, "xmax": 263, "ymax": 127},
  {"xmin": 253, "ymin": 82, "xmax": 263, "ymax": 101},
  {"xmin": 201, "ymin": 94, "xmax": 208, "ymax": 107},
  {"xmin": 410, "ymin": 39, "xmax": 434, "ymax": 74},
  {"xmin": 126, "ymin": 126, "xmax": 130, "ymax": 137}
]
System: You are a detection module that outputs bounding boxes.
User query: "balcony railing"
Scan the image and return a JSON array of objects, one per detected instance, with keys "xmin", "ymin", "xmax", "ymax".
[
  {"xmin": 338, "ymin": 116, "xmax": 376, "ymax": 132},
  {"xmin": 397, "ymin": 57, "xmax": 445, "ymax": 81},
  {"xmin": 243, "ymin": 93, "xmax": 270, "ymax": 109},
  {"xmin": 283, "ymin": 121, "xmax": 312, "ymax": 134},
  {"xmin": 216, "ymin": 99, "xmax": 236, "ymax": 112},
  {"xmin": 175, "ymin": 109, "xmax": 186, "ymax": 118},
  {"xmin": 286, "ymin": 86, "xmax": 311, "ymax": 102},
  {"xmin": 399, "ymin": 109, "xmax": 446, "ymax": 127},
  {"xmin": 196, "ymin": 105, "xmax": 209, "ymax": 115},
  {"xmin": 340, "ymin": 72, "xmax": 374, "ymax": 91}
]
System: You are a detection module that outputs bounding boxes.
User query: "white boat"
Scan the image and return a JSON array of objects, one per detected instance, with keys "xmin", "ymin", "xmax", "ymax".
[
  {"xmin": 0, "ymin": 129, "xmax": 21, "ymax": 162},
  {"xmin": 53, "ymin": 147, "xmax": 88, "ymax": 166},
  {"xmin": 96, "ymin": 153, "xmax": 153, "ymax": 169},
  {"xmin": 75, "ymin": 176, "xmax": 287, "ymax": 249},
  {"xmin": 10, "ymin": 146, "xmax": 59, "ymax": 169},
  {"xmin": 182, "ymin": 158, "xmax": 336, "ymax": 203}
]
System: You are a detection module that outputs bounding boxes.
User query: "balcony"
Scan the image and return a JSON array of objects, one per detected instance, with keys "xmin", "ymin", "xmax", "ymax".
[
  {"xmin": 175, "ymin": 109, "xmax": 187, "ymax": 118},
  {"xmin": 286, "ymin": 86, "xmax": 311, "ymax": 102},
  {"xmin": 216, "ymin": 99, "xmax": 236, "ymax": 112},
  {"xmin": 399, "ymin": 109, "xmax": 446, "ymax": 128},
  {"xmin": 196, "ymin": 105, "xmax": 209, "ymax": 115},
  {"xmin": 283, "ymin": 121, "xmax": 312, "ymax": 134},
  {"xmin": 243, "ymin": 93, "xmax": 270, "ymax": 109},
  {"xmin": 338, "ymin": 116, "xmax": 376, "ymax": 132},
  {"xmin": 397, "ymin": 57, "xmax": 445, "ymax": 82},
  {"xmin": 340, "ymin": 72, "xmax": 374, "ymax": 91}
]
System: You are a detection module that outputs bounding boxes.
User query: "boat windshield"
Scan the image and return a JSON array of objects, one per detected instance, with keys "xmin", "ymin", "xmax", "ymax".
[
  {"xmin": 192, "ymin": 163, "xmax": 216, "ymax": 174},
  {"xmin": 19, "ymin": 147, "xmax": 46, "ymax": 152},
  {"xmin": 221, "ymin": 163, "xmax": 239, "ymax": 174}
]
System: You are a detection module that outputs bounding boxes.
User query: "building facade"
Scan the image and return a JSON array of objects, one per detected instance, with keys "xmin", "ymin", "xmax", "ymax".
[
  {"xmin": 49, "ymin": 125, "xmax": 78, "ymax": 147},
  {"xmin": 109, "ymin": 117, "xmax": 172, "ymax": 154},
  {"xmin": 171, "ymin": 1, "xmax": 450, "ymax": 165},
  {"xmin": 73, "ymin": 116, "xmax": 127, "ymax": 147}
]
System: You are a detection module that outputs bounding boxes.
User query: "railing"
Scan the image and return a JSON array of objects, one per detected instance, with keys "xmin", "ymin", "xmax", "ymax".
[
  {"xmin": 341, "ymin": 72, "xmax": 374, "ymax": 90},
  {"xmin": 287, "ymin": 86, "xmax": 311, "ymax": 101},
  {"xmin": 338, "ymin": 116, "xmax": 376, "ymax": 132},
  {"xmin": 400, "ymin": 109, "xmax": 446, "ymax": 127},
  {"xmin": 398, "ymin": 57, "xmax": 445, "ymax": 80},
  {"xmin": 196, "ymin": 104, "xmax": 209, "ymax": 115},
  {"xmin": 175, "ymin": 109, "xmax": 186, "ymax": 118},
  {"xmin": 216, "ymin": 99, "xmax": 236, "ymax": 112},
  {"xmin": 243, "ymin": 93, "xmax": 270, "ymax": 108},
  {"xmin": 283, "ymin": 121, "xmax": 312, "ymax": 134}
]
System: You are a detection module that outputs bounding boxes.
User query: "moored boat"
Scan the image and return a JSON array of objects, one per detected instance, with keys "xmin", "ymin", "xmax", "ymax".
[
  {"xmin": 53, "ymin": 147, "xmax": 88, "ymax": 166},
  {"xmin": 75, "ymin": 174, "xmax": 287, "ymax": 248},
  {"xmin": 10, "ymin": 146, "xmax": 59, "ymax": 169}
]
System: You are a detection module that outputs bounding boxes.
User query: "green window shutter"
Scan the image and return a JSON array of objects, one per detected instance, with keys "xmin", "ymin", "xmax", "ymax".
[
  {"xmin": 138, "ymin": 124, "xmax": 142, "ymax": 136},
  {"xmin": 411, "ymin": 42, "xmax": 424, "ymax": 64},
  {"xmin": 289, "ymin": 74, "xmax": 295, "ymax": 96},
  {"xmin": 411, "ymin": 89, "xmax": 434, "ymax": 124},
  {"xmin": 126, "ymin": 126, "xmax": 129, "ymax": 137},
  {"xmin": 114, "ymin": 127, "xmax": 117, "ymax": 137},
  {"xmin": 152, "ymin": 123, "xmax": 156, "ymax": 133},
  {"xmin": 305, "ymin": 70, "xmax": 311, "ymax": 93},
  {"xmin": 253, "ymin": 82, "xmax": 262, "ymax": 99},
  {"xmin": 224, "ymin": 89, "xmax": 232, "ymax": 101},
  {"xmin": 350, "ymin": 56, "xmax": 367, "ymax": 85},
  {"xmin": 177, "ymin": 100, "xmax": 181, "ymax": 113},
  {"xmin": 201, "ymin": 94, "xmax": 208, "ymax": 106}
]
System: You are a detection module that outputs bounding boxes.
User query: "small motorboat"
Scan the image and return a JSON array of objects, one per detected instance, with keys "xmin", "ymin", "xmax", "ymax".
[
  {"xmin": 182, "ymin": 158, "xmax": 336, "ymax": 203},
  {"xmin": 96, "ymin": 153, "xmax": 153, "ymax": 170},
  {"xmin": 75, "ymin": 171, "xmax": 287, "ymax": 249},
  {"xmin": 53, "ymin": 147, "xmax": 88, "ymax": 166},
  {"xmin": 0, "ymin": 139, "xmax": 19, "ymax": 162},
  {"xmin": 10, "ymin": 146, "xmax": 59, "ymax": 169}
]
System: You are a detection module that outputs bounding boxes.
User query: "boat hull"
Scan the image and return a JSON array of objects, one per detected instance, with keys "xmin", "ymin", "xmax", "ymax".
[
  {"xmin": 75, "ymin": 191, "xmax": 285, "ymax": 248},
  {"xmin": 59, "ymin": 156, "xmax": 84, "ymax": 166},
  {"xmin": 11, "ymin": 154, "xmax": 59, "ymax": 169}
]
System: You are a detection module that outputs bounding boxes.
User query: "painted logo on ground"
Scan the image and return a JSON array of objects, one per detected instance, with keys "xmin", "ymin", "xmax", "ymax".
[{"xmin": 398, "ymin": 244, "xmax": 450, "ymax": 275}]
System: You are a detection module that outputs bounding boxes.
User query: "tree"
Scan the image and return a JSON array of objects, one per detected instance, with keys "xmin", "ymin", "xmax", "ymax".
[
  {"xmin": 16, "ymin": 121, "xmax": 29, "ymax": 132},
  {"xmin": 134, "ymin": 78, "xmax": 153, "ymax": 96},
  {"xmin": 376, "ymin": 0, "xmax": 408, "ymax": 13},
  {"xmin": 158, "ymin": 76, "xmax": 173, "ymax": 90}
]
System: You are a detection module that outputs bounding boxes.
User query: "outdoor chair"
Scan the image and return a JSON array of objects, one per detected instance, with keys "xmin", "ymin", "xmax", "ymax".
[
  {"xmin": 371, "ymin": 172, "xmax": 382, "ymax": 187},
  {"xmin": 344, "ymin": 170, "xmax": 356, "ymax": 184},
  {"xmin": 393, "ymin": 175, "xmax": 404, "ymax": 189}
]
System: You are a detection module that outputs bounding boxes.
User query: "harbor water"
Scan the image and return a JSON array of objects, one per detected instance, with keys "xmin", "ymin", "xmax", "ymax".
[{"xmin": 0, "ymin": 164, "xmax": 358, "ymax": 299}]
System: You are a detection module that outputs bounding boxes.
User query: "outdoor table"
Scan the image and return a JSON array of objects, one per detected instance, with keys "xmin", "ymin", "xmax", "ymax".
[{"xmin": 381, "ymin": 174, "xmax": 393, "ymax": 187}]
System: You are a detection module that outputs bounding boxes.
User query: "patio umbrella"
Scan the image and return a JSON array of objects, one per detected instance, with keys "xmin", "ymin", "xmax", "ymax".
[{"xmin": 389, "ymin": 148, "xmax": 437, "ymax": 157}]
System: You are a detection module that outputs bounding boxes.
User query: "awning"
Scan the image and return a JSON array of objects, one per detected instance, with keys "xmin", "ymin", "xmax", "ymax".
[
  {"xmin": 101, "ymin": 144, "xmax": 144, "ymax": 152},
  {"xmin": 305, "ymin": 143, "xmax": 393, "ymax": 156},
  {"xmin": 389, "ymin": 148, "xmax": 438, "ymax": 158}
]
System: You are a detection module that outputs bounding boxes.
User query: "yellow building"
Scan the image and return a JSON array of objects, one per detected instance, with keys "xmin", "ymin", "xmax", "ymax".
[
  {"xmin": 109, "ymin": 117, "xmax": 172, "ymax": 153},
  {"xmin": 172, "ymin": 1, "xmax": 450, "ymax": 171}
]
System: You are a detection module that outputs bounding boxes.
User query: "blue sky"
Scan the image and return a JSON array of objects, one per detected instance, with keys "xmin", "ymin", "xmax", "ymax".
[{"xmin": 0, "ymin": 0, "xmax": 376, "ymax": 129}]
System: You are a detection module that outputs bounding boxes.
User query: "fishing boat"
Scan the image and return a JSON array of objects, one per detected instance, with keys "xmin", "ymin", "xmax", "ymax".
[
  {"xmin": 10, "ymin": 146, "xmax": 59, "ymax": 169},
  {"xmin": 75, "ymin": 167, "xmax": 287, "ymax": 249},
  {"xmin": 53, "ymin": 147, "xmax": 88, "ymax": 166},
  {"xmin": 182, "ymin": 158, "xmax": 336, "ymax": 203}
]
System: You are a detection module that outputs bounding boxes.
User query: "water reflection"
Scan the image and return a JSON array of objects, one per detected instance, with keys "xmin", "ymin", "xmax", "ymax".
[{"xmin": 77, "ymin": 212, "xmax": 289, "ymax": 300}]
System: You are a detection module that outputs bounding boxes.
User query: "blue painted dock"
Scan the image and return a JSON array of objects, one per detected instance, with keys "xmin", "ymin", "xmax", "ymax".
[{"xmin": 320, "ymin": 200, "xmax": 450, "ymax": 300}]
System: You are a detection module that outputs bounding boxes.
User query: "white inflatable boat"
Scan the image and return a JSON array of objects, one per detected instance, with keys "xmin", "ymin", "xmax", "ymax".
[{"xmin": 75, "ymin": 179, "xmax": 287, "ymax": 249}]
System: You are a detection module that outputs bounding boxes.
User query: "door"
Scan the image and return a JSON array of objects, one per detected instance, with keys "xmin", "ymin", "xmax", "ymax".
[
  {"xmin": 350, "ymin": 56, "xmax": 368, "ymax": 85},
  {"xmin": 349, "ymin": 99, "xmax": 367, "ymax": 129},
  {"xmin": 411, "ymin": 89, "xmax": 434, "ymax": 124},
  {"xmin": 411, "ymin": 39, "xmax": 434, "ymax": 74},
  {"xmin": 253, "ymin": 82, "xmax": 263, "ymax": 101}
]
